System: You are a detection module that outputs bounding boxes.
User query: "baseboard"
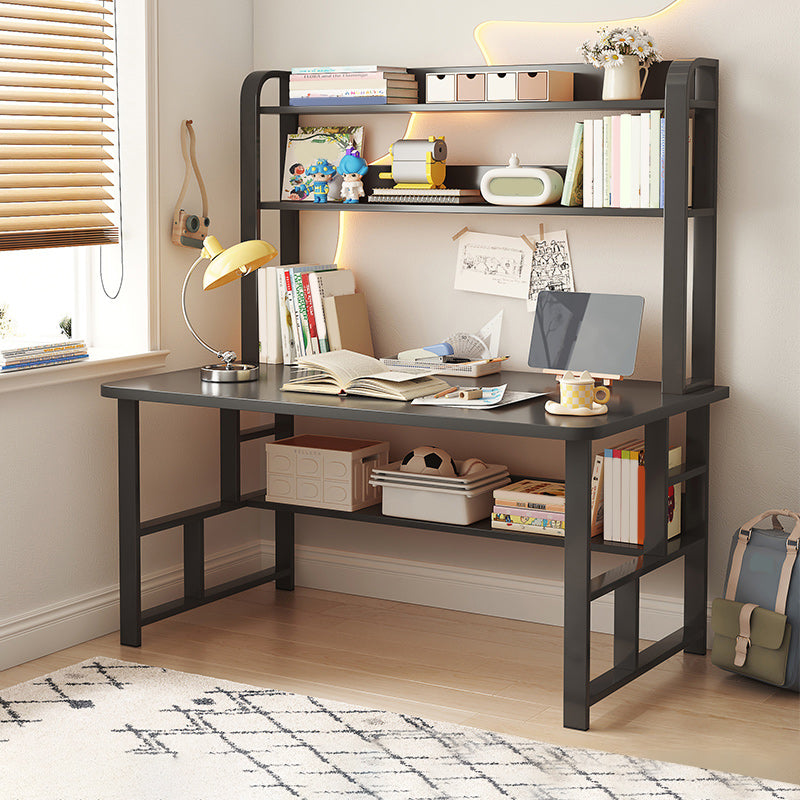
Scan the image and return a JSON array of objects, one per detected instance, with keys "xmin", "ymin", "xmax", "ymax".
[
  {"xmin": 263, "ymin": 542, "xmax": 713, "ymax": 645},
  {"xmin": 0, "ymin": 542, "xmax": 265, "ymax": 671}
]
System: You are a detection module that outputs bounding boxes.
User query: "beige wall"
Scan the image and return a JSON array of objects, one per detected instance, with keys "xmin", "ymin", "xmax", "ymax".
[
  {"xmin": 2, "ymin": 0, "xmax": 798, "ymax": 668},
  {"xmin": 253, "ymin": 0, "xmax": 800, "ymax": 604}
]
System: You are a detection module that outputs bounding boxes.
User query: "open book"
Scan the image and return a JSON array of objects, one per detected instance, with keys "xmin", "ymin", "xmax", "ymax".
[{"xmin": 281, "ymin": 350, "xmax": 450, "ymax": 401}]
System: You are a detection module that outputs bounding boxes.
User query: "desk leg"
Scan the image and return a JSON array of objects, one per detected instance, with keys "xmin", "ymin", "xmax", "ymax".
[
  {"xmin": 274, "ymin": 413, "xmax": 295, "ymax": 591},
  {"xmin": 118, "ymin": 399, "xmax": 142, "ymax": 647},
  {"xmin": 563, "ymin": 438, "xmax": 592, "ymax": 730},
  {"xmin": 684, "ymin": 405, "xmax": 710, "ymax": 654}
]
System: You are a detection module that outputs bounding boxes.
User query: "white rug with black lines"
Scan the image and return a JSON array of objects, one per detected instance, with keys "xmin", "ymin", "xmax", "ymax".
[{"xmin": 1, "ymin": 657, "xmax": 797, "ymax": 799}]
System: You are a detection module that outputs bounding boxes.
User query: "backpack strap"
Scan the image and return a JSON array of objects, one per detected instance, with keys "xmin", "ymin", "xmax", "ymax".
[
  {"xmin": 727, "ymin": 510, "xmax": 799, "ymax": 612},
  {"xmin": 734, "ymin": 602, "xmax": 759, "ymax": 666}
]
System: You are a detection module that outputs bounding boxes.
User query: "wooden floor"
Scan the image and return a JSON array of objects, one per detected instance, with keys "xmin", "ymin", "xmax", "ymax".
[{"xmin": 3, "ymin": 585, "xmax": 798, "ymax": 785}]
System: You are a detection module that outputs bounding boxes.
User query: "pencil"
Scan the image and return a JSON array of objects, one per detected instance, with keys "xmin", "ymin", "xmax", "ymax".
[{"xmin": 433, "ymin": 386, "xmax": 458, "ymax": 398}]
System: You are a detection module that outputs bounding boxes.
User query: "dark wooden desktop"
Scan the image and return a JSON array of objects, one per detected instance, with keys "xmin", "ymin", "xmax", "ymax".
[{"xmin": 101, "ymin": 366, "xmax": 728, "ymax": 730}]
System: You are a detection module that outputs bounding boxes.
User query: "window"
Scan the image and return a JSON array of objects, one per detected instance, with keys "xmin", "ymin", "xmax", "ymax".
[{"xmin": 0, "ymin": 0, "xmax": 159, "ymax": 367}]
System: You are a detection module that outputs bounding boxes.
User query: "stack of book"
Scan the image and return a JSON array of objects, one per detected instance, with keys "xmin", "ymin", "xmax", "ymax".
[
  {"xmin": 561, "ymin": 112, "xmax": 685, "ymax": 210},
  {"xmin": 0, "ymin": 339, "xmax": 88, "ymax": 372},
  {"xmin": 261, "ymin": 264, "xmax": 373, "ymax": 365},
  {"xmin": 491, "ymin": 464, "xmax": 605, "ymax": 537},
  {"xmin": 288, "ymin": 65, "xmax": 418, "ymax": 106},
  {"xmin": 603, "ymin": 442, "xmax": 682, "ymax": 544}
]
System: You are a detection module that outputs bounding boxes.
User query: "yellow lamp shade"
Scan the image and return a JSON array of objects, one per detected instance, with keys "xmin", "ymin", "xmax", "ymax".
[{"xmin": 201, "ymin": 235, "xmax": 278, "ymax": 291}]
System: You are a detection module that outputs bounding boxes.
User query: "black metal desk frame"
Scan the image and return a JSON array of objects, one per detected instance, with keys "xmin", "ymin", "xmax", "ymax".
[{"xmin": 102, "ymin": 369, "xmax": 728, "ymax": 731}]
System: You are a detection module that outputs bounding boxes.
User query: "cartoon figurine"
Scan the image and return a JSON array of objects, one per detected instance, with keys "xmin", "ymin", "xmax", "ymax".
[
  {"xmin": 307, "ymin": 157, "xmax": 336, "ymax": 203},
  {"xmin": 336, "ymin": 146, "xmax": 369, "ymax": 203}
]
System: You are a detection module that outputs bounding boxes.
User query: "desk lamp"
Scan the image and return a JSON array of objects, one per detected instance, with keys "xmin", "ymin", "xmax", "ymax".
[{"xmin": 182, "ymin": 234, "xmax": 277, "ymax": 382}]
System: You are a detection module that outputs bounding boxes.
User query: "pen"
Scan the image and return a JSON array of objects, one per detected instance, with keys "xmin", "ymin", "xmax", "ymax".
[{"xmin": 433, "ymin": 386, "xmax": 458, "ymax": 398}]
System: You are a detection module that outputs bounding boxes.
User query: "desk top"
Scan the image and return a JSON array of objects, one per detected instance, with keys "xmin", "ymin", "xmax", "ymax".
[{"xmin": 101, "ymin": 366, "xmax": 729, "ymax": 441}]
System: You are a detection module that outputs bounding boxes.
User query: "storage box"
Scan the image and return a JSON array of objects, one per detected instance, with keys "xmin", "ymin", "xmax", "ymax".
[
  {"xmin": 425, "ymin": 73, "xmax": 455, "ymax": 102},
  {"xmin": 456, "ymin": 72, "xmax": 485, "ymax": 102},
  {"xmin": 265, "ymin": 434, "xmax": 389, "ymax": 511},
  {"xmin": 486, "ymin": 71, "xmax": 517, "ymax": 101},
  {"xmin": 516, "ymin": 70, "xmax": 574, "ymax": 101}
]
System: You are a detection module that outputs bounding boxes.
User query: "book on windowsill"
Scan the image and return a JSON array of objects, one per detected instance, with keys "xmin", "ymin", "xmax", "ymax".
[{"xmin": 281, "ymin": 349, "xmax": 450, "ymax": 401}]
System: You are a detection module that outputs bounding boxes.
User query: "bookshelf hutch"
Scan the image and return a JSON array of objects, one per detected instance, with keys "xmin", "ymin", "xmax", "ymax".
[{"xmin": 101, "ymin": 59, "xmax": 728, "ymax": 730}]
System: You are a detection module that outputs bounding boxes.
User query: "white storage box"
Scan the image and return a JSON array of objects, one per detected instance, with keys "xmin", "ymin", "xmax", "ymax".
[
  {"xmin": 266, "ymin": 434, "xmax": 389, "ymax": 511},
  {"xmin": 370, "ymin": 461, "xmax": 510, "ymax": 525},
  {"xmin": 425, "ymin": 72, "xmax": 456, "ymax": 102},
  {"xmin": 486, "ymin": 71, "xmax": 517, "ymax": 101}
]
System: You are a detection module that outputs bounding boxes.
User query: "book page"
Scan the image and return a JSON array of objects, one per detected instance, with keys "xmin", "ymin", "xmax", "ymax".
[{"xmin": 297, "ymin": 349, "xmax": 384, "ymax": 385}]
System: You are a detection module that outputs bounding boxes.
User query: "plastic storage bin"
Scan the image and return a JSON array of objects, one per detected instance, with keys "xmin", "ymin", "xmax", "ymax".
[
  {"xmin": 486, "ymin": 71, "xmax": 517, "ymax": 101},
  {"xmin": 456, "ymin": 72, "xmax": 485, "ymax": 101},
  {"xmin": 266, "ymin": 434, "xmax": 389, "ymax": 511},
  {"xmin": 425, "ymin": 73, "xmax": 456, "ymax": 102}
]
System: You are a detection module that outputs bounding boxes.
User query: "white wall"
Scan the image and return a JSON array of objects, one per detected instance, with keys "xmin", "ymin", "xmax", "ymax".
[
  {"xmin": 0, "ymin": 0, "xmax": 261, "ymax": 669},
  {"xmin": 253, "ymin": 0, "xmax": 800, "ymax": 618},
  {"xmin": 3, "ymin": 0, "xmax": 798, "ymax": 670}
]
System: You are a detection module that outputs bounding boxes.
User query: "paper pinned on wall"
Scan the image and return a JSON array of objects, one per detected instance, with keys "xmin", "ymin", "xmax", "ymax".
[
  {"xmin": 453, "ymin": 231, "xmax": 532, "ymax": 299},
  {"xmin": 526, "ymin": 229, "xmax": 575, "ymax": 311}
]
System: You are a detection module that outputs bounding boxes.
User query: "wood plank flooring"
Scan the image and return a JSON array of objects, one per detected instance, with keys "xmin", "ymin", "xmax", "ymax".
[{"xmin": 2, "ymin": 585, "xmax": 798, "ymax": 785}]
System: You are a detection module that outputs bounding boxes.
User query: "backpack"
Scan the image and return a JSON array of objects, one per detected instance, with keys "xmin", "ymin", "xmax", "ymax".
[{"xmin": 711, "ymin": 509, "xmax": 799, "ymax": 691}]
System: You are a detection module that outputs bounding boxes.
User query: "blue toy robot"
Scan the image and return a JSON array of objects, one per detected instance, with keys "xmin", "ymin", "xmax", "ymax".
[{"xmin": 307, "ymin": 158, "xmax": 336, "ymax": 203}]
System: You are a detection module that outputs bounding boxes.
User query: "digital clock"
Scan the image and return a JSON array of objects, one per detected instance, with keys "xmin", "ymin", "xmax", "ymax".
[{"xmin": 479, "ymin": 154, "xmax": 563, "ymax": 206}]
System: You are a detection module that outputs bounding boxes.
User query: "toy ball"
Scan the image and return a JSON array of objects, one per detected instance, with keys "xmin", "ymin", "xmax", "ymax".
[
  {"xmin": 399, "ymin": 446, "xmax": 457, "ymax": 477},
  {"xmin": 459, "ymin": 457, "xmax": 487, "ymax": 476}
]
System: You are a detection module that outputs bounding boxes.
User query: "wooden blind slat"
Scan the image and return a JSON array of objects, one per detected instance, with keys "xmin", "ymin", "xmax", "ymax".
[
  {"xmin": 0, "ymin": 145, "xmax": 111, "ymax": 158},
  {"xmin": 0, "ymin": 199, "xmax": 111, "ymax": 216},
  {"xmin": 0, "ymin": 130, "xmax": 111, "ymax": 144},
  {"xmin": 0, "ymin": 102, "xmax": 112, "ymax": 116},
  {"xmin": 0, "ymin": 7, "xmax": 111, "ymax": 27},
  {"xmin": 0, "ymin": 226, "xmax": 118, "ymax": 250},
  {"xmin": 0, "ymin": 32, "xmax": 112, "ymax": 52},
  {"xmin": 0, "ymin": 20, "xmax": 111, "ymax": 40},
  {"xmin": 0, "ymin": 73, "xmax": 112, "ymax": 90},
  {"xmin": 0, "ymin": 185, "xmax": 111, "ymax": 201},
  {"xmin": 0, "ymin": 212, "xmax": 111, "ymax": 231},
  {"xmin": 0, "ymin": 172, "xmax": 111, "ymax": 187},
  {"xmin": 0, "ymin": 118, "xmax": 112, "ymax": 130},
  {"xmin": 0, "ymin": 45, "xmax": 111, "ymax": 64},
  {"xmin": 0, "ymin": 89, "xmax": 112, "ymax": 104},
  {"xmin": 0, "ymin": 58, "xmax": 111, "ymax": 77},
  {"xmin": 0, "ymin": 159, "xmax": 112, "ymax": 173},
  {"xmin": 0, "ymin": 1, "xmax": 112, "ymax": 15}
]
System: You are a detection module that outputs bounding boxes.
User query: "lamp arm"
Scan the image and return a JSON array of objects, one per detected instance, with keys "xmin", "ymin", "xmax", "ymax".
[{"xmin": 181, "ymin": 255, "xmax": 237, "ymax": 364}]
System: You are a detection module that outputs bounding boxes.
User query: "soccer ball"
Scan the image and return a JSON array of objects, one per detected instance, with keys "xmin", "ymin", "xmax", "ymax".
[{"xmin": 399, "ymin": 446, "xmax": 457, "ymax": 477}]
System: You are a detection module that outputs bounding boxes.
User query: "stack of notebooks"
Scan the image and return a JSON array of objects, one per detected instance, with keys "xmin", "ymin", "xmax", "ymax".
[
  {"xmin": 259, "ymin": 264, "xmax": 373, "ymax": 365},
  {"xmin": 491, "ymin": 471, "xmax": 605, "ymax": 537},
  {"xmin": 289, "ymin": 65, "xmax": 418, "ymax": 106},
  {"xmin": 0, "ymin": 339, "xmax": 88, "ymax": 373},
  {"xmin": 603, "ymin": 442, "xmax": 682, "ymax": 544},
  {"xmin": 560, "ymin": 111, "xmax": 683, "ymax": 210}
]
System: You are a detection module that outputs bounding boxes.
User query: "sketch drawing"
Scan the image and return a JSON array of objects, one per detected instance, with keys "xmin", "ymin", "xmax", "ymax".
[
  {"xmin": 527, "ymin": 230, "xmax": 575, "ymax": 310},
  {"xmin": 453, "ymin": 231, "xmax": 532, "ymax": 299}
]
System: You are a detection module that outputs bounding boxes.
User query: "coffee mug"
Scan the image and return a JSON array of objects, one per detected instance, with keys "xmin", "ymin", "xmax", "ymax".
[{"xmin": 557, "ymin": 370, "xmax": 611, "ymax": 410}]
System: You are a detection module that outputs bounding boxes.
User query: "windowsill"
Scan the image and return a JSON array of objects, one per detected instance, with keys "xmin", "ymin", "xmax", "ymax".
[{"xmin": 0, "ymin": 348, "xmax": 170, "ymax": 394}]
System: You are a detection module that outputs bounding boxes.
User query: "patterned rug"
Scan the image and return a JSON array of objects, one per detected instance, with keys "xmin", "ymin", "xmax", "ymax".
[{"xmin": 1, "ymin": 658, "xmax": 797, "ymax": 800}]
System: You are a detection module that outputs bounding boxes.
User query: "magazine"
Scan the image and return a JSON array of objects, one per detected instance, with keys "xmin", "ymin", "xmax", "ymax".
[{"xmin": 281, "ymin": 350, "xmax": 450, "ymax": 401}]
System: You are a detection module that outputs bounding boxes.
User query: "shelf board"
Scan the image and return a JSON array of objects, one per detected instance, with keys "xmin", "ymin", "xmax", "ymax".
[
  {"xmin": 261, "ymin": 99, "xmax": 714, "ymax": 115},
  {"xmin": 260, "ymin": 201, "xmax": 714, "ymax": 218},
  {"xmin": 244, "ymin": 491, "xmax": 696, "ymax": 556}
]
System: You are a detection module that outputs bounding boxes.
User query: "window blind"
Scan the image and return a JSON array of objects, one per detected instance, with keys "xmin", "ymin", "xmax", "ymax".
[{"xmin": 0, "ymin": 0, "xmax": 117, "ymax": 250}]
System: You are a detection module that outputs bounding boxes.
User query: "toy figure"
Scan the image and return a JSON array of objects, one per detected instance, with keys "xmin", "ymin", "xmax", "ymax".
[
  {"xmin": 336, "ymin": 146, "xmax": 369, "ymax": 203},
  {"xmin": 307, "ymin": 157, "xmax": 336, "ymax": 203}
]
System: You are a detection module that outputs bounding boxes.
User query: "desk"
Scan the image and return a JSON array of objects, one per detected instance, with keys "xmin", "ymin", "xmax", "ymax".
[{"xmin": 101, "ymin": 366, "xmax": 728, "ymax": 730}]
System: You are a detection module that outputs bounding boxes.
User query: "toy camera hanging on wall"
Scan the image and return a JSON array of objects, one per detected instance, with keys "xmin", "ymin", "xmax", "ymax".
[{"xmin": 379, "ymin": 136, "xmax": 447, "ymax": 189}]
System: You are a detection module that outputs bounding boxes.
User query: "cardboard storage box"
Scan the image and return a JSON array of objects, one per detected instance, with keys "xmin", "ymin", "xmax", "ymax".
[
  {"xmin": 456, "ymin": 72, "xmax": 485, "ymax": 101},
  {"xmin": 516, "ymin": 70, "xmax": 574, "ymax": 101},
  {"xmin": 425, "ymin": 73, "xmax": 455, "ymax": 102},
  {"xmin": 265, "ymin": 434, "xmax": 389, "ymax": 511}
]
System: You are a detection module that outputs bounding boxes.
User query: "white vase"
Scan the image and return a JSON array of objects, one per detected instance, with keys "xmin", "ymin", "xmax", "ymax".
[{"xmin": 602, "ymin": 55, "xmax": 649, "ymax": 101}]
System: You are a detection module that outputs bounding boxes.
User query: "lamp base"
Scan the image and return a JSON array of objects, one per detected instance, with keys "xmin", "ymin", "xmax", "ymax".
[{"xmin": 200, "ymin": 363, "xmax": 259, "ymax": 382}]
